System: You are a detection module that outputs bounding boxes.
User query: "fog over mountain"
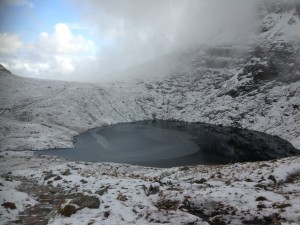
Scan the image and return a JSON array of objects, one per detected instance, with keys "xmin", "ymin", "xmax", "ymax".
[
  {"xmin": 67, "ymin": 0, "xmax": 267, "ymax": 81},
  {"xmin": 73, "ymin": 0, "xmax": 260, "ymax": 79},
  {"xmin": 2, "ymin": 0, "xmax": 292, "ymax": 81},
  {"xmin": 1, "ymin": 0, "xmax": 300, "ymax": 81}
]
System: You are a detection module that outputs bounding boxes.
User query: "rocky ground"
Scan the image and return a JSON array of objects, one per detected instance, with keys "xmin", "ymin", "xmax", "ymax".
[{"xmin": 1, "ymin": 151, "xmax": 300, "ymax": 225}]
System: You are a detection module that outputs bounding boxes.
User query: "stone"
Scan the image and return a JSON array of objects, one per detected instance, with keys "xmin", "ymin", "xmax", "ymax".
[
  {"xmin": 58, "ymin": 204, "xmax": 76, "ymax": 217},
  {"xmin": 70, "ymin": 195, "xmax": 100, "ymax": 209},
  {"xmin": 2, "ymin": 202, "xmax": 16, "ymax": 209},
  {"xmin": 61, "ymin": 169, "xmax": 71, "ymax": 176}
]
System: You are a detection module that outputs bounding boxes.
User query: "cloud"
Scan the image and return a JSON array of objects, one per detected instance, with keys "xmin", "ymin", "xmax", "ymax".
[
  {"xmin": 68, "ymin": 0, "xmax": 261, "ymax": 79},
  {"xmin": 5, "ymin": 0, "xmax": 298, "ymax": 82},
  {"xmin": 35, "ymin": 23, "xmax": 95, "ymax": 55},
  {"xmin": 78, "ymin": 0, "xmax": 260, "ymax": 47},
  {"xmin": 0, "ymin": 33, "xmax": 23, "ymax": 54},
  {"xmin": 0, "ymin": 23, "xmax": 96, "ymax": 79}
]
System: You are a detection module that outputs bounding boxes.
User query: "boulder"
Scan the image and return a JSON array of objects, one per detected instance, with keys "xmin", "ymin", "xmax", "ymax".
[{"xmin": 70, "ymin": 195, "xmax": 100, "ymax": 209}]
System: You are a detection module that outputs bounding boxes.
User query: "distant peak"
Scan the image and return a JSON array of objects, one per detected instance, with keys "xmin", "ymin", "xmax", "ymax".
[{"xmin": 0, "ymin": 64, "xmax": 12, "ymax": 74}]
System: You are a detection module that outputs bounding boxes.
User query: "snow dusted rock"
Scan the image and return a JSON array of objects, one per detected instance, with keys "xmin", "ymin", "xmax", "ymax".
[{"xmin": 70, "ymin": 195, "xmax": 100, "ymax": 209}]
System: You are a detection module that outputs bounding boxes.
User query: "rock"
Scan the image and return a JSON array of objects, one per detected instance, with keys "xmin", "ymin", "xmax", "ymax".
[
  {"xmin": 4, "ymin": 175, "xmax": 12, "ymax": 182},
  {"xmin": 256, "ymin": 196, "xmax": 268, "ymax": 201},
  {"xmin": 80, "ymin": 179, "xmax": 88, "ymax": 184},
  {"xmin": 273, "ymin": 203, "xmax": 291, "ymax": 209},
  {"xmin": 70, "ymin": 195, "xmax": 100, "ymax": 209},
  {"xmin": 195, "ymin": 178, "xmax": 207, "ymax": 184},
  {"xmin": 54, "ymin": 175, "xmax": 62, "ymax": 181},
  {"xmin": 257, "ymin": 203, "xmax": 266, "ymax": 209},
  {"xmin": 61, "ymin": 169, "xmax": 71, "ymax": 176},
  {"xmin": 104, "ymin": 211, "xmax": 110, "ymax": 218},
  {"xmin": 49, "ymin": 187, "xmax": 61, "ymax": 194},
  {"xmin": 2, "ymin": 202, "xmax": 16, "ymax": 209},
  {"xmin": 117, "ymin": 193, "xmax": 128, "ymax": 202},
  {"xmin": 147, "ymin": 185, "xmax": 159, "ymax": 195},
  {"xmin": 95, "ymin": 186, "xmax": 110, "ymax": 196},
  {"xmin": 44, "ymin": 171, "xmax": 56, "ymax": 180},
  {"xmin": 58, "ymin": 204, "xmax": 76, "ymax": 217},
  {"xmin": 156, "ymin": 199, "xmax": 179, "ymax": 210},
  {"xmin": 268, "ymin": 175, "xmax": 277, "ymax": 183}
]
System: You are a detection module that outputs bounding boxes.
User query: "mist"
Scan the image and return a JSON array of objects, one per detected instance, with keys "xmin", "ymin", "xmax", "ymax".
[{"xmin": 71, "ymin": 0, "xmax": 261, "ymax": 81}]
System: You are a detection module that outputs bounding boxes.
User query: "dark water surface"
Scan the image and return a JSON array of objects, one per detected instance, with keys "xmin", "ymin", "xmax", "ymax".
[{"xmin": 36, "ymin": 120, "xmax": 300, "ymax": 167}]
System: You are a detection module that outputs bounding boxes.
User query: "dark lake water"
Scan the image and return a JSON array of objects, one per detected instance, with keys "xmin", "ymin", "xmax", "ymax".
[{"xmin": 36, "ymin": 120, "xmax": 300, "ymax": 167}]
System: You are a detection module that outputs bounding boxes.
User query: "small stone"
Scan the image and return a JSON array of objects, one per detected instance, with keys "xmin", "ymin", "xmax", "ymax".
[
  {"xmin": 268, "ymin": 175, "xmax": 277, "ymax": 183},
  {"xmin": 62, "ymin": 169, "xmax": 71, "ymax": 176},
  {"xmin": 156, "ymin": 199, "xmax": 179, "ymax": 210},
  {"xmin": 257, "ymin": 203, "xmax": 266, "ymax": 209},
  {"xmin": 58, "ymin": 204, "xmax": 76, "ymax": 217},
  {"xmin": 273, "ymin": 203, "xmax": 291, "ymax": 209},
  {"xmin": 259, "ymin": 164, "xmax": 270, "ymax": 168},
  {"xmin": 47, "ymin": 180, "xmax": 53, "ymax": 185},
  {"xmin": 44, "ymin": 171, "xmax": 56, "ymax": 180},
  {"xmin": 50, "ymin": 187, "xmax": 60, "ymax": 194},
  {"xmin": 225, "ymin": 180, "xmax": 231, "ymax": 186},
  {"xmin": 256, "ymin": 196, "xmax": 268, "ymax": 201},
  {"xmin": 4, "ymin": 176, "xmax": 12, "ymax": 182},
  {"xmin": 104, "ymin": 211, "xmax": 110, "ymax": 218},
  {"xmin": 54, "ymin": 176, "xmax": 62, "ymax": 181},
  {"xmin": 117, "ymin": 193, "xmax": 128, "ymax": 202},
  {"xmin": 96, "ymin": 186, "xmax": 110, "ymax": 196},
  {"xmin": 2, "ymin": 202, "xmax": 16, "ymax": 210},
  {"xmin": 195, "ymin": 178, "xmax": 207, "ymax": 184},
  {"xmin": 80, "ymin": 179, "xmax": 88, "ymax": 184}
]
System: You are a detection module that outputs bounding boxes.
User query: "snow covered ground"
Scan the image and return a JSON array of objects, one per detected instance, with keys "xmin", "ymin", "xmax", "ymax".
[
  {"xmin": 1, "ymin": 2, "xmax": 300, "ymax": 224},
  {"xmin": 1, "ymin": 151, "xmax": 300, "ymax": 225}
]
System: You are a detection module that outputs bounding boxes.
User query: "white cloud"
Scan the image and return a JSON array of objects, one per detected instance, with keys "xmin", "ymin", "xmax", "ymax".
[
  {"xmin": 0, "ymin": 33, "xmax": 23, "ymax": 54},
  {"xmin": 54, "ymin": 56, "xmax": 75, "ymax": 74},
  {"xmin": 36, "ymin": 23, "xmax": 95, "ymax": 55},
  {"xmin": 0, "ymin": 23, "xmax": 96, "ymax": 79},
  {"xmin": 9, "ymin": 60, "xmax": 50, "ymax": 76}
]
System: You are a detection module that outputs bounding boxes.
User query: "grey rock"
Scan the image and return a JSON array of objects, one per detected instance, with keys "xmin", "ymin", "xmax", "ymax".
[{"xmin": 70, "ymin": 195, "xmax": 100, "ymax": 209}]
